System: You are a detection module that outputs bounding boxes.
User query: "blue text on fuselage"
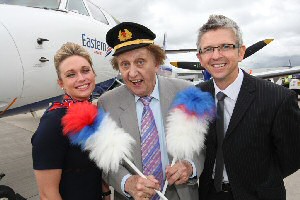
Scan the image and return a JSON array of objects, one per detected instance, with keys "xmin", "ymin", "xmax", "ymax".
[{"xmin": 82, "ymin": 33, "xmax": 107, "ymax": 51}]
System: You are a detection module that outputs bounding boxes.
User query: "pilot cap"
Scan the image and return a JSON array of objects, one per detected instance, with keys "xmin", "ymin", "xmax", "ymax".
[{"xmin": 106, "ymin": 22, "xmax": 156, "ymax": 56}]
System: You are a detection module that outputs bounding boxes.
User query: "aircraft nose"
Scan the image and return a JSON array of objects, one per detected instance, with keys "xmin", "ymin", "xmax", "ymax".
[{"xmin": 0, "ymin": 21, "xmax": 23, "ymax": 113}]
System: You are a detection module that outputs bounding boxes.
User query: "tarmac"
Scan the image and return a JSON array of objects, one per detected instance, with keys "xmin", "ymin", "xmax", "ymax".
[{"xmin": 0, "ymin": 102, "xmax": 300, "ymax": 200}]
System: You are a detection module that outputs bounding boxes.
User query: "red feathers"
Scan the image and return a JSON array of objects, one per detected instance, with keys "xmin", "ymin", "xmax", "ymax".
[
  {"xmin": 62, "ymin": 102, "xmax": 98, "ymax": 135},
  {"xmin": 176, "ymin": 104, "xmax": 197, "ymax": 117}
]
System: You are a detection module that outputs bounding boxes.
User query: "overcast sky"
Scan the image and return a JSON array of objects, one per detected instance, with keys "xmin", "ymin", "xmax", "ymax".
[{"xmin": 99, "ymin": 0, "xmax": 300, "ymax": 68}]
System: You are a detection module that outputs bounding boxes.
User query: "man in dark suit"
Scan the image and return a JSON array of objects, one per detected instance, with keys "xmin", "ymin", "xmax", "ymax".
[{"xmin": 196, "ymin": 14, "xmax": 300, "ymax": 200}]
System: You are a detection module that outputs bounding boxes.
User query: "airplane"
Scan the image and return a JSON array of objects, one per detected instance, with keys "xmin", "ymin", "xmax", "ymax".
[
  {"xmin": 0, "ymin": 1, "xmax": 298, "ymax": 199},
  {"xmin": 0, "ymin": 0, "xmax": 120, "ymax": 118},
  {"xmin": 1, "ymin": 1, "xmax": 297, "ymax": 120}
]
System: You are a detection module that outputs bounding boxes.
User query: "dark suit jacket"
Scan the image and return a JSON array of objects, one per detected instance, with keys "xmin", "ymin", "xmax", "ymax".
[{"xmin": 197, "ymin": 71, "xmax": 300, "ymax": 200}]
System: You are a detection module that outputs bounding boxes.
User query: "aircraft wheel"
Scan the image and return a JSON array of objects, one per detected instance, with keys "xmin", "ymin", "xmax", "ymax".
[{"xmin": 0, "ymin": 185, "xmax": 16, "ymax": 200}]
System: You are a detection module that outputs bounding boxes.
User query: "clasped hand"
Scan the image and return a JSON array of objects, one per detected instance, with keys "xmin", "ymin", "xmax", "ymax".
[
  {"xmin": 166, "ymin": 160, "xmax": 193, "ymax": 185},
  {"xmin": 125, "ymin": 175, "xmax": 160, "ymax": 200},
  {"xmin": 125, "ymin": 161, "xmax": 192, "ymax": 199}
]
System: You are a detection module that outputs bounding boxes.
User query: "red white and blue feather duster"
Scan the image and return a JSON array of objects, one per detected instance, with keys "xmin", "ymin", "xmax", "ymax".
[
  {"xmin": 62, "ymin": 102, "xmax": 135, "ymax": 174},
  {"xmin": 162, "ymin": 86, "xmax": 215, "ymax": 194},
  {"xmin": 166, "ymin": 86, "xmax": 215, "ymax": 160},
  {"xmin": 62, "ymin": 102, "xmax": 168, "ymax": 199},
  {"xmin": 61, "ymin": 86, "xmax": 215, "ymax": 199}
]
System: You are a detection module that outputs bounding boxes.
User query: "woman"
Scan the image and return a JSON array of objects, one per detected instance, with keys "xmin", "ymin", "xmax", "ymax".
[{"xmin": 31, "ymin": 42, "xmax": 111, "ymax": 200}]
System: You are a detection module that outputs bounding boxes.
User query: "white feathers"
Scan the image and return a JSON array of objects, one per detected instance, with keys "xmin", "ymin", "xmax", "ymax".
[
  {"xmin": 84, "ymin": 114, "xmax": 135, "ymax": 174},
  {"xmin": 166, "ymin": 108, "xmax": 209, "ymax": 160}
]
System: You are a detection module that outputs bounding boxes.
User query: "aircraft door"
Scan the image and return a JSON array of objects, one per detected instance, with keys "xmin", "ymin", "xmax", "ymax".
[
  {"xmin": 0, "ymin": 23, "xmax": 23, "ymax": 112},
  {"xmin": 2, "ymin": 8, "xmax": 64, "ymax": 108}
]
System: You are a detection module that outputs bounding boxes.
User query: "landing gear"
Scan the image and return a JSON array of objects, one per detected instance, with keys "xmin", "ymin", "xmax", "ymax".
[
  {"xmin": 0, "ymin": 185, "xmax": 15, "ymax": 200},
  {"xmin": 0, "ymin": 173, "xmax": 26, "ymax": 200}
]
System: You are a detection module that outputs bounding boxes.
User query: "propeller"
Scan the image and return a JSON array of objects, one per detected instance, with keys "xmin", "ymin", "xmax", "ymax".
[
  {"xmin": 244, "ymin": 39, "xmax": 273, "ymax": 59},
  {"xmin": 168, "ymin": 39, "xmax": 274, "ymax": 70}
]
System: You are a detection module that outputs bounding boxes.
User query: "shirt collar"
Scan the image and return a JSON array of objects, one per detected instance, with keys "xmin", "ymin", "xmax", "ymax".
[
  {"xmin": 213, "ymin": 68, "xmax": 244, "ymax": 101},
  {"xmin": 134, "ymin": 75, "xmax": 160, "ymax": 103}
]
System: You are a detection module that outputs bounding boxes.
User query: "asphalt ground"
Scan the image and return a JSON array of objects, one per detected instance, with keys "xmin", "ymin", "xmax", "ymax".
[{"xmin": 0, "ymin": 101, "xmax": 299, "ymax": 200}]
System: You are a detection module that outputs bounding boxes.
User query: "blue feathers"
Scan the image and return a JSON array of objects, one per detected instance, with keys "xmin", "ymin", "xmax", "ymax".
[
  {"xmin": 171, "ymin": 86, "xmax": 215, "ymax": 118},
  {"xmin": 69, "ymin": 108, "xmax": 107, "ymax": 148}
]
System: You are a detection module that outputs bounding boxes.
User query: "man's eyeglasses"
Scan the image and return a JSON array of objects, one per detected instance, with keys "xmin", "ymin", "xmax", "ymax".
[{"xmin": 199, "ymin": 44, "xmax": 239, "ymax": 55}]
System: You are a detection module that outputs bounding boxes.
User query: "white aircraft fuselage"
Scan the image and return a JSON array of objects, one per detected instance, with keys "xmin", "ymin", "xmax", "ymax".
[
  {"xmin": 0, "ymin": 1, "xmax": 119, "ymax": 117},
  {"xmin": 1, "ymin": 1, "xmax": 298, "ymax": 118}
]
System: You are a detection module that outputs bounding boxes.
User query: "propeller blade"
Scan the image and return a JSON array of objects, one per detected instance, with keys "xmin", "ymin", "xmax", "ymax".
[
  {"xmin": 243, "ymin": 39, "xmax": 273, "ymax": 59},
  {"xmin": 169, "ymin": 39, "xmax": 274, "ymax": 70}
]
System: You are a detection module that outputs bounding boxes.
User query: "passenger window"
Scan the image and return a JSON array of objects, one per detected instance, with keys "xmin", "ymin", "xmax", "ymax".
[
  {"xmin": 86, "ymin": 1, "xmax": 108, "ymax": 24},
  {"xmin": 0, "ymin": 0, "xmax": 60, "ymax": 9},
  {"xmin": 67, "ymin": 0, "xmax": 89, "ymax": 16}
]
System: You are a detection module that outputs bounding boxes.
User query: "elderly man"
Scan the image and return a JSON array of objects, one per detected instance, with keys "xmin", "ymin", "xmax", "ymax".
[{"xmin": 98, "ymin": 22, "xmax": 201, "ymax": 200}]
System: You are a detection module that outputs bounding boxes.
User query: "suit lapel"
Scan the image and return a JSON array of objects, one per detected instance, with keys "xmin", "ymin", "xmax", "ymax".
[
  {"xmin": 160, "ymin": 77, "xmax": 197, "ymax": 200},
  {"xmin": 226, "ymin": 72, "xmax": 256, "ymax": 136},
  {"xmin": 119, "ymin": 87, "xmax": 142, "ymax": 169},
  {"xmin": 158, "ymin": 76, "xmax": 174, "ymax": 125},
  {"xmin": 200, "ymin": 79, "xmax": 215, "ymax": 95}
]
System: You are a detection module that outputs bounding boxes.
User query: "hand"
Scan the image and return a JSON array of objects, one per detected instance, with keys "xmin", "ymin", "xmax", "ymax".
[
  {"xmin": 102, "ymin": 180, "xmax": 111, "ymax": 200},
  {"xmin": 124, "ymin": 175, "xmax": 160, "ymax": 200},
  {"xmin": 166, "ymin": 160, "xmax": 193, "ymax": 185},
  {"xmin": 103, "ymin": 195, "xmax": 111, "ymax": 200}
]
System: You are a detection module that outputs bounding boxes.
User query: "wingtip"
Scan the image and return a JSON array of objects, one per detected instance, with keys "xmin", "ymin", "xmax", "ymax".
[
  {"xmin": 264, "ymin": 39, "xmax": 274, "ymax": 44},
  {"xmin": 170, "ymin": 62, "xmax": 178, "ymax": 67}
]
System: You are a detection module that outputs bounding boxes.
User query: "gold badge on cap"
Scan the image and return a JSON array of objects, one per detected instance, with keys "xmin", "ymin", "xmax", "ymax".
[{"xmin": 118, "ymin": 29, "xmax": 132, "ymax": 42}]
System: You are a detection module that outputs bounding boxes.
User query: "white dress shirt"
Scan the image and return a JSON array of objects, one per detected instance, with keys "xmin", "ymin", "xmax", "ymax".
[{"xmin": 213, "ymin": 68, "xmax": 244, "ymax": 183}]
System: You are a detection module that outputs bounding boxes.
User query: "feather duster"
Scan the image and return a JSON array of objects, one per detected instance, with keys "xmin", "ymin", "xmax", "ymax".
[
  {"xmin": 162, "ymin": 86, "xmax": 215, "ymax": 195},
  {"xmin": 62, "ymin": 102, "xmax": 168, "ymax": 200},
  {"xmin": 62, "ymin": 102, "xmax": 135, "ymax": 173},
  {"xmin": 166, "ymin": 86, "xmax": 215, "ymax": 160}
]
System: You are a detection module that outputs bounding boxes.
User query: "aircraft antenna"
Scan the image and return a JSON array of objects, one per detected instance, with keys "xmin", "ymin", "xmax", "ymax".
[{"xmin": 163, "ymin": 32, "xmax": 167, "ymax": 51}]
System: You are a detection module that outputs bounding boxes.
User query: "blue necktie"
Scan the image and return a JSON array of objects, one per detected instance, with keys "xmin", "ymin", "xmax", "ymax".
[{"xmin": 140, "ymin": 97, "xmax": 163, "ymax": 200}]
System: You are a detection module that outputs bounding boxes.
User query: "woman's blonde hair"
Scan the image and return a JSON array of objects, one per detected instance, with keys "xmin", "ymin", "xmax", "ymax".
[{"xmin": 54, "ymin": 42, "xmax": 94, "ymax": 79}]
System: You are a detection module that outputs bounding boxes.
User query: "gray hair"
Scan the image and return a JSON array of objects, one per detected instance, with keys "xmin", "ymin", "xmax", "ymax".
[{"xmin": 196, "ymin": 15, "xmax": 243, "ymax": 51}]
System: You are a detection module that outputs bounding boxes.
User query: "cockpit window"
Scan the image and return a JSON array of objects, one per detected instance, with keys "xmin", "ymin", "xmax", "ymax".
[
  {"xmin": 0, "ymin": 0, "xmax": 60, "ymax": 9},
  {"xmin": 86, "ymin": 1, "xmax": 108, "ymax": 24},
  {"xmin": 67, "ymin": 0, "xmax": 89, "ymax": 16},
  {"xmin": 111, "ymin": 15, "xmax": 121, "ymax": 25}
]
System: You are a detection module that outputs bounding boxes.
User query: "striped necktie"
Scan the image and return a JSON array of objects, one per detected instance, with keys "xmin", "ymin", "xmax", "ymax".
[{"xmin": 140, "ymin": 96, "xmax": 163, "ymax": 200}]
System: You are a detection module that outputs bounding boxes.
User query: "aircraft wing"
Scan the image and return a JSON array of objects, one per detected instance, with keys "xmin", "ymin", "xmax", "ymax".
[
  {"xmin": 169, "ymin": 61, "xmax": 204, "ymax": 70},
  {"xmin": 251, "ymin": 66, "xmax": 300, "ymax": 79},
  {"xmin": 165, "ymin": 49, "xmax": 197, "ymax": 54}
]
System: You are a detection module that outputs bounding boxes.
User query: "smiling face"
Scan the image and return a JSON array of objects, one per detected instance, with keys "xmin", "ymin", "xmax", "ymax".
[
  {"xmin": 116, "ymin": 47, "xmax": 159, "ymax": 97},
  {"xmin": 197, "ymin": 28, "xmax": 246, "ymax": 90},
  {"xmin": 57, "ymin": 55, "xmax": 96, "ymax": 101}
]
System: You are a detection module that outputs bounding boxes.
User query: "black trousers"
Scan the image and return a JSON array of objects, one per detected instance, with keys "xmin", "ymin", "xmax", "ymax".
[{"xmin": 207, "ymin": 180, "xmax": 234, "ymax": 200}]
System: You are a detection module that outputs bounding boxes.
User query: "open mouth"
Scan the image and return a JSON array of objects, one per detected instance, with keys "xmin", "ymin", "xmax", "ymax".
[
  {"xmin": 131, "ymin": 79, "xmax": 143, "ymax": 85},
  {"xmin": 76, "ymin": 83, "xmax": 89, "ymax": 89},
  {"xmin": 212, "ymin": 63, "xmax": 226, "ymax": 68}
]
